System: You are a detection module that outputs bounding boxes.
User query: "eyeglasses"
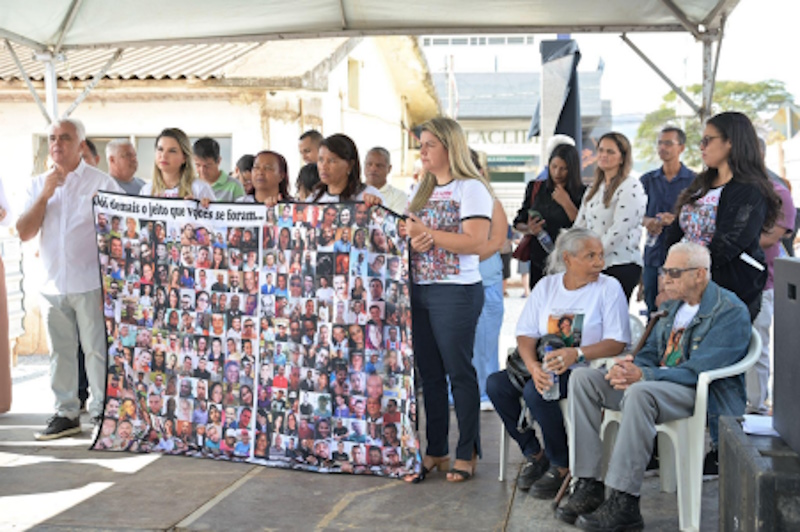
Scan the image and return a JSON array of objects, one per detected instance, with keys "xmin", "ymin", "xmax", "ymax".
[
  {"xmin": 659, "ymin": 267, "xmax": 700, "ymax": 278},
  {"xmin": 700, "ymin": 135, "xmax": 721, "ymax": 148},
  {"xmin": 656, "ymin": 140, "xmax": 680, "ymax": 147}
]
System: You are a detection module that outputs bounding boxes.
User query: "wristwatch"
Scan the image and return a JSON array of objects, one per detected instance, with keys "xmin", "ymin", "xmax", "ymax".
[{"xmin": 575, "ymin": 347, "xmax": 586, "ymax": 364}]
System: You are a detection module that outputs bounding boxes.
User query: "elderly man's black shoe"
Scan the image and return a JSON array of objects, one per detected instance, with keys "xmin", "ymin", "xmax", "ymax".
[
  {"xmin": 555, "ymin": 478, "xmax": 605, "ymax": 524},
  {"xmin": 575, "ymin": 489, "xmax": 643, "ymax": 531}
]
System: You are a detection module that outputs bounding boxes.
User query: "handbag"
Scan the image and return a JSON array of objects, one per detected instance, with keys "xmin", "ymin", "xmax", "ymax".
[{"xmin": 511, "ymin": 180, "xmax": 543, "ymax": 262}]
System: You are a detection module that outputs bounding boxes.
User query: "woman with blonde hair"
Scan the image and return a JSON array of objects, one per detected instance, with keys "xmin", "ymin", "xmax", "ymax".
[
  {"xmin": 573, "ymin": 132, "xmax": 646, "ymax": 301},
  {"xmin": 404, "ymin": 117, "xmax": 494, "ymax": 483},
  {"xmin": 140, "ymin": 128, "xmax": 215, "ymax": 202}
]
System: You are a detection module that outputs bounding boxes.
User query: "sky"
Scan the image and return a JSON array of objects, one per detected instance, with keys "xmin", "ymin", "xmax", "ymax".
[{"xmin": 573, "ymin": 0, "xmax": 800, "ymax": 116}]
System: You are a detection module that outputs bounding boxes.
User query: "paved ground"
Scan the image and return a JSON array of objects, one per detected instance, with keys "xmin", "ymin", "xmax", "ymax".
[{"xmin": 0, "ymin": 287, "xmax": 719, "ymax": 531}]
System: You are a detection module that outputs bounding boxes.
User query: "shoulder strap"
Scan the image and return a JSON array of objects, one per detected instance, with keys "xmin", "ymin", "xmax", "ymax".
[{"xmin": 531, "ymin": 180, "xmax": 543, "ymax": 202}]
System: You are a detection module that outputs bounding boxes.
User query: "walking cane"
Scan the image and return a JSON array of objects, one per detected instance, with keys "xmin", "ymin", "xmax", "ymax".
[{"xmin": 551, "ymin": 309, "xmax": 668, "ymax": 512}]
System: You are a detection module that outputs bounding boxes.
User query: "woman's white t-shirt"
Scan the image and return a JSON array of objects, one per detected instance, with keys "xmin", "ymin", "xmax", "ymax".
[
  {"xmin": 139, "ymin": 180, "xmax": 216, "ymax": 201},
  {"xmin": 409, "ymin": 179, "xmax": 493, "ymax": 285},
  {"xmin": 515, "ymin": 272, "xmax": 630, "ymax": 364},
  {"xmin": 306, "ymin": 185, "xmax": 383, "ymax": 204}
]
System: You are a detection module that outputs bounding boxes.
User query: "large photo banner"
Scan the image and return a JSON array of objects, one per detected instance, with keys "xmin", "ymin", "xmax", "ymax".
[{"xmin": 91, "ymin": 192, "xmax": 419, "ymax": 478}]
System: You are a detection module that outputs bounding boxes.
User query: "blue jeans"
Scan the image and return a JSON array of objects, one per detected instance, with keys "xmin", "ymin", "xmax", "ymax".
[
  {"xmin": 486, "ymin": 369, "xmax": 570, "ymax": 468},
  {"xmin": 412, "ymin": 283, "xmax": 484, "ymax": 461},
  {"xmin": 642, "ymin": 265, "xmax": 659, "ymax": 317},
  {"xmin": 473, "ymin": 282, "xmax": 504, "ymax": 403}
]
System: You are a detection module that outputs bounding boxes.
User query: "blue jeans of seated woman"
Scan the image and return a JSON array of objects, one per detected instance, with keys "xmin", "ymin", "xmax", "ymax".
[
  {"xmin": 412, "ymin": 282, "xmax": 484, "ymax": 461},
  {"xmin": 486, "ymin": 368, "xmax": 570, "ymax": 468}
]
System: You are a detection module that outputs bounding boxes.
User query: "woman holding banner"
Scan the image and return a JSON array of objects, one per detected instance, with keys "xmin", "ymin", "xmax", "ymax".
[
  {"xmin": 307, "ymin": 134, "xmax": 383, "ymax": 204},
  {"xmin": 140, "ymin": 128, "xmax": 214, "ymax": 202},
  {"xmin": 237, "ymin": 150, "xmax": 292, "ymax": 205},
  {"xmin": 404, "ymin": 117, "xmax": 494, "ymax": 483}
]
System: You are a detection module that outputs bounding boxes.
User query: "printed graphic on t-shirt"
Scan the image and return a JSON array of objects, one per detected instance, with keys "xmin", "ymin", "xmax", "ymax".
[
  {"xmin": 661, "ymin": 328, "xmax": 685, "ymax": 367},
  {"xmin": 411, "ymin": 198, "xmax": 460, "ymax": 281},
  {"xmin": 548, "ymin": 313, "xmax": 584, "ymax": 347},
  {"xmin": 679, "ymin": 189, "xmax": 721, "ymax": 245}
]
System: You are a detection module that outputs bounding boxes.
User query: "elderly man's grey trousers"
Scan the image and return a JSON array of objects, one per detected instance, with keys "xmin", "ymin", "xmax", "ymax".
[{"xmin": 568, "ymin": 367, "xmax": 696, "ymax": 496}]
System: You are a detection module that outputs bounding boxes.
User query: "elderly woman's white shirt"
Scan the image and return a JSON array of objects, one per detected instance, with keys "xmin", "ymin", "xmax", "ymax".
[{"xmin": 515, "ymin": 272, "xmax": 630, "ymax": 363}]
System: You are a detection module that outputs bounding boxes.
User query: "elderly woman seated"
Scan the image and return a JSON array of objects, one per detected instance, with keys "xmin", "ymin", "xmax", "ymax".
[{"xmin": 487, "ymin": 227, "xmax": 630, "ymax": 497}]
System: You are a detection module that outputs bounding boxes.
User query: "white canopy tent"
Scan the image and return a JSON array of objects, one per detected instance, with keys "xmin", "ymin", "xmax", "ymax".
[{"xmin": 0, "ymin": 0, "xmax": 739, "ymax": 122}]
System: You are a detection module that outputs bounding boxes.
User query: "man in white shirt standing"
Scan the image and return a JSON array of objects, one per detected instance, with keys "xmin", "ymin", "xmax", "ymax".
[
  {"xmin": 17, "ymin": 118, "xmax": 123, "ymax": 440},
  {"xmin": 364, "ymin": 147, "xmax": 408, "ymax": 214}
]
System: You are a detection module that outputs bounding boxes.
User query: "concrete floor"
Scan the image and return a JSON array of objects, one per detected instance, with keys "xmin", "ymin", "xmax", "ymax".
[{"xmin": 0, "ymin": 288, "xmax": 720, "ymax": 531}]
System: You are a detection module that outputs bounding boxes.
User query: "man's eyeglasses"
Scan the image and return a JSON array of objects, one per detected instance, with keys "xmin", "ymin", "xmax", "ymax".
[
  {"xmin": 700, "ymin": 135, "xmax": 721, "ymax": 148},
  {"xmin": 656, "ymin": 140, "xmax": 681, "ymax": 147},
  {"xmin": 659, "ymin": 267, "xmax": 700, "ymax": 279}
]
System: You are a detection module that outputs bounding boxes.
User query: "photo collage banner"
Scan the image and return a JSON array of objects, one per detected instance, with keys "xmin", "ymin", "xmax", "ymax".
[{"xmin": 91, "ymin": 192, "xmax": 419, "ymax": 478}]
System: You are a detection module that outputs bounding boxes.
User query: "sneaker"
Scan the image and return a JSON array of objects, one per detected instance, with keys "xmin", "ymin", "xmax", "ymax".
[
  {"xmin": 479, "ymin": 401, "xmax": 495, "ymax": 412},
  {"xmin": 555, "ymin": 478, "xmax": 605, "ymax": 525},
  {"xmin": 34, "ymin": 415, "xmax": 82, "ymax": 441},
  {"xmin": 703, "ymin": 448, "xmax": 719, "ymax": 476},
  {"xmin": 576, "ymin": 489, "xmax": 643, "ymax": 531},
  {"xmin": 517, "ymin": 454, "xmax": 549, "ymax": 491},
  {"xmin": 530, "ymin": 464, "xmax": 568, "ymax": 499}
]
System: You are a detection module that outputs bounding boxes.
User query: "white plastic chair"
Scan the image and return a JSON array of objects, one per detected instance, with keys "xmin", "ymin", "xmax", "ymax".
[
  {"xmin": 599, "ymin": 326, "xmax": 761, "ymax": 531},
  {"xmin": 498, "ymin": 314, "xmax": 645, "ymax": 482}
]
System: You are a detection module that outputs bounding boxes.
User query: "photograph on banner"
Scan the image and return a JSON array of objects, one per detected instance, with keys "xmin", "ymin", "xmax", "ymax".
[{"xmin": 92, "ymin": 192, "xmax": 418, "ymax": 478}]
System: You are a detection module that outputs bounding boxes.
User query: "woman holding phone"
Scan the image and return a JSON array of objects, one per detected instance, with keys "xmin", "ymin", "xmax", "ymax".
[{"xmin": 514, "ymin": 143, "xmax": 586, "ymax": 290}]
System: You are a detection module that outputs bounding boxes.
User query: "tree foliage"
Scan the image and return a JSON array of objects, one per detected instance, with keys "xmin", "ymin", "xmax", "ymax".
[{"xmin": 635, "ymin": 80, "xmax": 795, "ymax": 170}]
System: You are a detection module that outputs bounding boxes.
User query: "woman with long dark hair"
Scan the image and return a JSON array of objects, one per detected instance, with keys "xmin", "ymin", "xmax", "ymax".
[
  {"xmin": 574, "ymin": 132, "xmax": 646, "ymax": 301},
  {"xmin": 514, "ymin": 143, "xmax": 586, "ymax": 290},
  {"xmin": 308, "ymin": 134, "xmax": 383, "ymax": 203},
  {"xmin": 666, "ymin": 111, "xmax": 781, "ymax": 320}
]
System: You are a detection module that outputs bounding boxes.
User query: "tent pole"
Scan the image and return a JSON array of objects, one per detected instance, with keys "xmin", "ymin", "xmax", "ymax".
[
  {"xmin": 620, "ymin": 33, "xmax": 700, "ymax": 116},
  {"xmin": 701, "ymin": 38, "xmax": 713, "ymax": 123},
  {"xmin": 54, "ymin": 0, "xmax": 85, "ymax": 54},
  {"xmin": 32, "ymin": 52, "xmax": 62, "ymax": 121},
  {"xmin": 3, "ymin": 40, "xmax": 51, "ymax": 124},
  {"xmin": 62, "ymin": 48, "xmax": 123, "ymax": 118}
]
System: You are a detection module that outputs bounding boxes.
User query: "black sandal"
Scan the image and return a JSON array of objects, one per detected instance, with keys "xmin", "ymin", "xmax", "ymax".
[{"xmin": 405, "ymin": 455, "xmax": 449, "ymax": 484}]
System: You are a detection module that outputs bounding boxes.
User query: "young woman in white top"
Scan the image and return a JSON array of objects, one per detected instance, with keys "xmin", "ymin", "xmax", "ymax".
[
  {"xmin": 140, "ymin": 128, "xmax": 215, "ymax": 204},
  {"xmin": 404, "ymin": 117, "xmax": 494, "ymax": 483},
  {"xmin": 574, "ymin": 132, "xmax": 646, "ymax": 301}
]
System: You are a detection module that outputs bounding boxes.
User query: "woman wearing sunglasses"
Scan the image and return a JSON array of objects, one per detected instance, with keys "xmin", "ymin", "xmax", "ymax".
[{"xmin": 666, "ymin": 111, "xmax": 781, "ymax": 321}]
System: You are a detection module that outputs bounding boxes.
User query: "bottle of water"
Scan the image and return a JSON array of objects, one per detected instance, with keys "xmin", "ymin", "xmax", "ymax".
[
  {"xmin": 542, "ymin": 345, "xmax": 560, "ymax": 401},
  {"xmin": 645, "ymin": 214, "xmax": 661, "ymax": 248},
  {"xmin": 536, "ymin": 230, "xmax": 554, "ymax": 254}
]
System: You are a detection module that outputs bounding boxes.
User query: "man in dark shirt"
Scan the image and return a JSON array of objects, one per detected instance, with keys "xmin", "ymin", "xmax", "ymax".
[{"xmin": 639, "ymin": 126, "xmax": 695, "ymax": 317}]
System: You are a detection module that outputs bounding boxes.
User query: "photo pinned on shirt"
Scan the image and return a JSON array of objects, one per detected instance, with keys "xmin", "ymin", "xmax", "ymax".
[{"xmin": 547, "ymin": 313, "xmax": 584, "ymax": 348}]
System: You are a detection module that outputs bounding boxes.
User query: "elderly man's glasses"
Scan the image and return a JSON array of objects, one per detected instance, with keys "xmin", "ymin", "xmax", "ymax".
[{"xmin": 659, "ymin": 267, "xmax": 700, "ymax": 279}]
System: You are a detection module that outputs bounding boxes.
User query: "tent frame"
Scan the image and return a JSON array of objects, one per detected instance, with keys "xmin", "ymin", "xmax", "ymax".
[{"xmin": 3, "ymin": 0, "xmax": 735, "ymax": 125}]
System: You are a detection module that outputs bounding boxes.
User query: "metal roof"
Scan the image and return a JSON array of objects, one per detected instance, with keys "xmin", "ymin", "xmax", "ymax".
[
  {"xmin": 0, "ymin": 41, "xmax": 265, "ymax": 81},
  {"xmin": 433, "ymin": 71, "xmax": 603, "ymax": 119}
]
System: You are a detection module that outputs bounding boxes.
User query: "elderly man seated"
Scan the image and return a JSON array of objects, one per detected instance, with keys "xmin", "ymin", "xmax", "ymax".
[{"xmin": 558, "ymin": 242, "xmax": 750, "ymax": 531}]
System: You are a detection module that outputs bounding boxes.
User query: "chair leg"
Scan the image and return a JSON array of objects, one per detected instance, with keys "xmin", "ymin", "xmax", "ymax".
[
  {"xmin": 499, "ymin": 426, "xmax": 509, "ymax": 482},
  {"xmin": 657, "ymin": 431, "xmax": 677, "ymax": 493}
]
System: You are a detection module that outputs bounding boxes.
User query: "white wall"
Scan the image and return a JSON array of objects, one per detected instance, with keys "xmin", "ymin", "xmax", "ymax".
[{"xmin": 324, "ymin": 39, "xmax": 408, "ymax": 177}]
